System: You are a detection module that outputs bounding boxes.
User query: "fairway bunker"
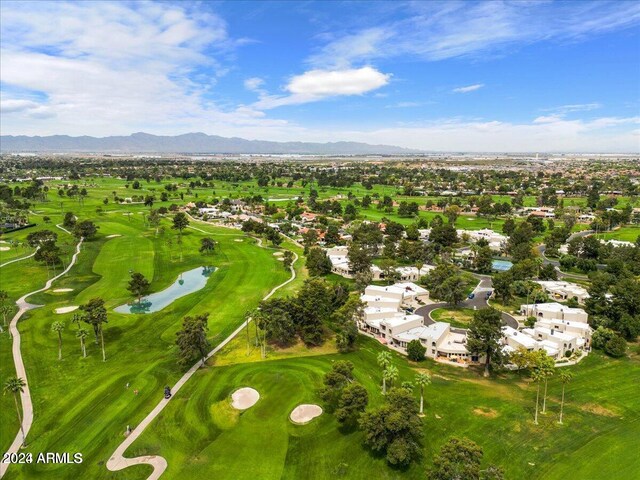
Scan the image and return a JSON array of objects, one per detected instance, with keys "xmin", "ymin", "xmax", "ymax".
[
  {"xmin": 52, "ymin": 288, "xmax": 73, "ymax": 293},
  {"xmin": 0, "ymin": 247, "xmax": 9, "ymax": 251},
  {"xmin": 273, "ymin": 252, "xmax": 283, "ymax": 256},
  {"xmin": 234, "ymin": 239, "xmax": 243, "ymax": 242},
  {"xmin": 106, "ymin": 234, "xmax": 122, "ymax": 238},
  {"xmin": 55, "ymin": 306, "xmax": 79, "ymax": 314},
  {"xmin": 290, "ymin": 404, "xmax": 322, "ymax": 424},
  {"xmin": 231, "ymin": 387, "xmax": 260, "ymax": 410}
]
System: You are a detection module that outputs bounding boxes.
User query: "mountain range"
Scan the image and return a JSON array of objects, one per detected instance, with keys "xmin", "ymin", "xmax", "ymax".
[{"xmin": 0, "ymin": 132, "xmax": 420, "ymax": 155}]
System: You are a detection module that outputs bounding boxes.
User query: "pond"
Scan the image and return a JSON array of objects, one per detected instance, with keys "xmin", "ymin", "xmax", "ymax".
[
  {"xmin": 492, "ymin": 259, "xmax": 513, "ymax": 272},
  {"xmin": 114, "ymin": 266, "xmax": 216, "ymax": 314}
]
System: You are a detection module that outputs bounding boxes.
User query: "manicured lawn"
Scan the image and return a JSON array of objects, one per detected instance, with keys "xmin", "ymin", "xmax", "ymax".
[
  {"xmin": 600, "ymin": 225, "xmax": 640, "ymax": 243},
  {"xmin": 0, "ymin": 192, "xmax": 297, "ymax": 478},
  {"xmin": 126, "ymin": 337, "xmax": 640, "ymax": 480},
  {"xmin": 431, "ymin": 307, "xmax": 476, "ymax": 328}
]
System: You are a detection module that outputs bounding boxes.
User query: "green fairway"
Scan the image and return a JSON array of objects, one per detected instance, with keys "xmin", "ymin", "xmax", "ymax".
[
  {"xmin": 600, "ymin": 225, "xmax": 640, "ymax": 242},
  {"xmin": 124, "ymin": 337, "xmax": 640, "ymax": 480}
]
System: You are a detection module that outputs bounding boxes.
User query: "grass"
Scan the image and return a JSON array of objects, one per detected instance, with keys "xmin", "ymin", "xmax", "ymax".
[
  {"xmin": 599, "ymin": 225, "xmax": 640, "ymax": 243},
  {"xmin": 430, "ymin": 307, "xmax": 476, "ymax": 328},
  {"xmin": 125, "ymin": 337, "xmax": 640, "ymax": 480},
  {"xmin": 0, "ymin": 189, "xmax": 297, "ymax": 478}
]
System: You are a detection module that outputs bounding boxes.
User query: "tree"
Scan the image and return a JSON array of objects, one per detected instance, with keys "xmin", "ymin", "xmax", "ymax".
[
  {"xmin": 63, "ymin": 211, "xmax": 76, "ymax": 229},
  {"xmin": 283, "ymin": 250, "xmax": 294, "ymax": 270},
  {"xmin": 377, "ymin": 351, "xmax": 392, "ymax": 394},
  {"xmin": 127, "ymin": 272, "xmax": 150, "ymax": 303},
  {"xmin": 80, "ymin": 298, "xmax": 108, "ymax": 361},
  {"xmin": 0, "ymin": 290, "xmax": 9, "ymax": 330},
  {"xmin": 175, "ymin": 314, "xmax": 210, "ymax": 367},
  {"xmin": 347, "ymin": 242, "xmax": 372, "ymax": 275},
  {"xmin": 4, "ymin": 376, "xmax": 27, "ymax": 446},
  {"xmin": 335, "ymin": 383, "xmax": 368, "ymax": 425},
  {"xmin": 415, "ymin": 372, "xmax": 431, "ymax": 415},
  {"xmin": 76, "ymin": 327, "xmax": 89, "ymax": 358},
  {"xmin": 466, "ymin": 308, "xmax": 504, "ymax": 377},
  {"xmin": 605, "ymin": 334, "xmax": 627, "ymax": 357},
  {"xmin": 197, "ymin": 237, "xmax": 215, "ymax": 255},
  {"xmin": 256, "ymin": 298, "xmax": 296, "ymax": 346},
  {"xmin": 531, "ymin": 351, "xmax": 554, "ymax": 424},
  {"xmin": 558, "ymin": 370, "xmax": 573, "ymax": 425},
  {"xmin": 383, "ymin": 364, "xmax": 399, "ymax": 392},
  {"xmin": 429, "ymin": 223, "xmax": 458, "ymax": 248},
  {"xmin": 492, "ymin": 271, "xmax": 514, "ymax": 303},
  {"xmin": 474, "ymin": 245, "xmax": 494, "ymax": 274},
  {"xmin": 359, "ymin": 387, "xmax": 423, "ymax": 466},
  {"xmin": 319, "ymin": 361, "xmax": 355, "ymax": 410},
  {"xmin": 172, "ymin": 212, "xmax": 189, "ymax": 237},
  {"xmin": 407, "ymin": 339, "xmax": 426, "ymax": 362},
  {"xmin": 51, "ymin": 321, "xmax": 65, "ymax": 360},
  {"xmin": 441, "ymin": 275, "xmax": 467, "ymax": 305},
  {"xmin": 306, "ymin": 247, "xmax": 332, "ymax": 276},
  {"xmin": 428, "ymin": 437, "xmax": 502, "ymax": 480},
  {"xmin": 73, "ymin": 220, "xmax": 99, "ymax": 239}
]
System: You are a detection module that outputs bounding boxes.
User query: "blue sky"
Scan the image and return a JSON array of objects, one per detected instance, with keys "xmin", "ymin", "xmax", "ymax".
[{"xmin": 1, "ymin": 0, "xmax": 639, "ymax": 152}]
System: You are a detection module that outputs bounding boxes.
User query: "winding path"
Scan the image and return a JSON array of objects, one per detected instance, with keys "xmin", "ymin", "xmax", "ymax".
[
  {"xmin": 0, "ymin": 248, "xmax": 38, "ymax": 269},
  {"xmin": 106, "ymin": 237, "xmax": 299, "ymax": 480},
  {"xmin": 0, "ymin": 239, "xmax": 84, "ymax": 479}
]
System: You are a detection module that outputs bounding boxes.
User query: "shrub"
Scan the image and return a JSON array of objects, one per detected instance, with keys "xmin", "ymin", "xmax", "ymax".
[
  {"xmin": 406, "ymin": 339, "xmax": 426, "ymax": 362},
  {"xmin": 604, "ymin": 335, "xmax": 627, "ymax": 358}
]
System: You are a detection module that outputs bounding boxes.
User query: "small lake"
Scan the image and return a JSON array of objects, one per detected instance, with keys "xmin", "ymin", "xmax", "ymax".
[
  {"xmin": 492, "ymin": 259, "xmax": 513, "ymax": 271},
  {"xmin": 114, "ymin": 266, "xmax": 216, "ymax": 314}
]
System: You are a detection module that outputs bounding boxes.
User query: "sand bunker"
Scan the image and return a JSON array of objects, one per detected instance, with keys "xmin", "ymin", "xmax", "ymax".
[
  {"xmin": 55, "ymin": 306, "xmax": 79, "ymax": 314},
  {"xmin": 273, "ymin": 252, "xmax": 284, "ymax": 256},
  {"xmin": 290, "ymin": 404, "xmax": 322, "ymax": 424},
  {"xmin": 106, "ymin": 234, "xmax": 122, "ymax": 238},
  {"xmin": 234, "ymin": 239, "xmax": 243, "ymax": 242},
  {"xmin": 231, "ymin": 387, "xmax": 260, "ymax": 410},
  {"xmin": 0, "ymin": 247, "xmax": 9, "ymax": 251},
  {"xmin": 52, "ymin": 288, "xmax": 73, "ymax": 293}
]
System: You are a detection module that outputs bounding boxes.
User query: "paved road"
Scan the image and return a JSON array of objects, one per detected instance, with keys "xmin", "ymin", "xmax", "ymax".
[
  {"xmin": 415, "ymin": 275, "xmax": 518, "ymax": 329},
  {"xmin": 0, "ymin": 239, "xmax": 83, "ymax": 479},
  {"xmin": 106, "ymin": 235, "xmax": 299, "ymax": 480}
]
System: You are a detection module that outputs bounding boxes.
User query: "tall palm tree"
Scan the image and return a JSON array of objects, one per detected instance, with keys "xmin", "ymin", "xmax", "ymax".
[
  {"xmin": 51, "ymin": 321, "xmax": 65, "ymax": 360},
  {"xmin": 542, "ymin": 365, "xmax": 555, "ymax": 414},
  {"xmin": 4, "ymin": 376, "xmax": 27, "ymax": 446},
  {"xmin": 377, "ymin": 351, "xmax": 392, "ymax": 394},
  {"xmin": 76, "ymin": 328, "xmax": 89, "ymax": 358},
  {"xmin": 415, "ymin": 372, "xmax": 431, "ymax": 415},
  {"xmin": 532, "ymin": 369, "xmax": 543, "ymax": 425},
  {"xmin": 383, "ymin": 365, "xmax": 399, "ymax": 393},
  {"xmin": 558, "ymin": 370, "xmax": 573, "ymax": 425}
]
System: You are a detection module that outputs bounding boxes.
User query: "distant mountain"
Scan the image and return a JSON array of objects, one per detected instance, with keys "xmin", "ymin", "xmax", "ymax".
[{"xmin": 0, "ymin": 132, "xmax": 420, "ymax": 155}]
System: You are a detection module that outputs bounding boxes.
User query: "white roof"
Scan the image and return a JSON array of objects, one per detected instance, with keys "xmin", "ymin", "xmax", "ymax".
[
  {"xmin": 502, "ymin": 326, "xmax": 538, "ymax": 348},
  {"xmin": 539, "ymin": 341, "xmax": 559, "ymax": 355},
  {"xmin": 535, "ymin": 326, "xmax": 576, "ymax": 342},
  {"xmin": 366, "ymin": 285, "xmax": 406, "ymax": 296},
  {"xmin": 521, "ymin": 302, "xmax": 587, "ymax": 316},
  {"xmin": 393, "ymin": 282, "xmax": 428, "ymax": 296},
  {"xmin": 381, "ymin": 314, "xmax": 423, "ymax": 328}
]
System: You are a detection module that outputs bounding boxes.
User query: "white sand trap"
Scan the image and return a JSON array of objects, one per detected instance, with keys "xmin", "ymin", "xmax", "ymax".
[
  {"xmin": 0, "ymin": 240, "xmax": 8, "ymax": 244},
  {"xmin": 53, "ymin": 288, "xmax": 73, "ymax": 293},
  {"xmin": 273, "ymin": 252, "xmax": 284, "ymax": 256},
  {"xmin": 106, "ymin": 234, "xmax": 122, "ymax": 238},
  {"xmin": 276, "ymin": 257, "xmax": 285, "ymax": 261},
  {"xmin": 55, "ymin": 306, "xmax": 79, "ymax": 314},
  {"xmin": 290, "ymin": 404, "xmax": 323, "ymax": 424},
  {"xmin": 231, "ymin": 387, "xmax": 260, "ymax": 410},
  {"xmin": 0, "ymin": 247, "xmax": 9, "ymax": 251},
  {"xmin": 234, "ymin": 239, "xmax": 243, "ymax": 242}
]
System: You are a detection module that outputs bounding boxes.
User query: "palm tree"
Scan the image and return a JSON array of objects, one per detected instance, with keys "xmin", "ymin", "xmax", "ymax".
[
  {"xmin": 4, "ymin": 376, "xmax": 27, "ymax": 446},
  {"xmin": 51, "ymin": 321, "xmax": 65, "ymax": 360},
  {"xmin": 383, "ymin": 365, "xmax": 399, "ymax": 392},
  {"xmin": 532, "ymin": 368, "xmax": 543, "ymax": 425},
  {"xmin": 415, "ymin": 372, "xmax": 431, "ymax": 415},
  {"xmin": 76, "ymin": 328, "xmax": 89, "ymax": 358},
  {"xmin": 558, "ymin": 370, "xmax": 573, "ymax": 425},
  {"xmin": 377, "ymin": 351, "xmax": 392, "ymax": 394},
  {"xmin": 542, "ymin": 365, "xmax": 555, "ymax": 414}
]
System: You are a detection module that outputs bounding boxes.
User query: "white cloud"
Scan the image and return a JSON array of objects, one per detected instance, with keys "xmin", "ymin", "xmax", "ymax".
[
  {"xmin": 544, "ymin": 103, "xmax": 602, "ymax": 114},
  {"xmin": 244, "ymin": 77, "xmax": 264, "ymax": 92},
  {"xmin": 453, "ymin": 84, "xmax": 484, "ymax": 93},
  {"xmin": 308, "ymin": 2, "xmax": 640, "ymax": 67},
  {"xmin": 253, "ymin": 66, "xmax": 390, "ymax": 109}
]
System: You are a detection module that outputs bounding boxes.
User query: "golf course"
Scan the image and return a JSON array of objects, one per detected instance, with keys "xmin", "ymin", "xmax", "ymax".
[{"xmin": 0, "ymin": 176, "xmax": 638, "ymax": 479}]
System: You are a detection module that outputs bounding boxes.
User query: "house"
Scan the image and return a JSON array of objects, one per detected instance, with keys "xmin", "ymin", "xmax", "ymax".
[
  {"xmin": 520, "ymin": 302, "xmax": 588, "ymax": 323},
  {"xmin": 300, "ymin": 212, "xmax": 317, "ymax": 223},
  {"xmin": 536, "ymin": 281, "xmax": 590, "ymax": 304}
]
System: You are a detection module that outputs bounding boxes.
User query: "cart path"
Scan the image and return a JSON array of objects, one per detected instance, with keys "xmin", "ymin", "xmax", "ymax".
[
  {"xmin": 0, "ymin": 238, "xmax": 83, "ymax": 479},
  {"xmin": 0, "ymin": 248, "xmax": 38, "ymax": 268},
  {"xmin": 106, "ymin": 246, "xmax": 298, "ymax": 479}
]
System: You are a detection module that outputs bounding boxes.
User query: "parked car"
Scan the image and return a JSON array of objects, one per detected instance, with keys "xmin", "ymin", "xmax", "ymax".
[{"xmin": 467, "ymin": 293, "xmax": 475, "ymax": 299}]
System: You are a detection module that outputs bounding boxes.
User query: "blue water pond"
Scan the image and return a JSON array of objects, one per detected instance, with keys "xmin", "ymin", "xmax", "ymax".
[{"xmin": 114, "ymin": 266, "xmax": 216, "ymax": 314}]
